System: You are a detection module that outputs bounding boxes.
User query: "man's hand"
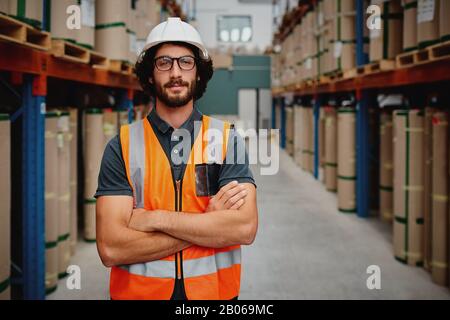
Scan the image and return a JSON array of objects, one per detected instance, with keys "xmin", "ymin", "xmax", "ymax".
[
  {"xmin": 128, "ymin": 181, "xmax": 249, "ymax": 233},
  {"xmin": 206, "ymin": 180, "xmax": 248, "ymax": 212}
]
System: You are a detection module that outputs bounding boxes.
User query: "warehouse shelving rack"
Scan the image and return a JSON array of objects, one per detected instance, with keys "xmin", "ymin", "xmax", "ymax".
[
  {"xmin": 0, "ymin": 39, "xmax": 140, "ymax": 299},
  {"xmin": 272, "ymin": 0, "xmax": 450, "ymax": 219}
]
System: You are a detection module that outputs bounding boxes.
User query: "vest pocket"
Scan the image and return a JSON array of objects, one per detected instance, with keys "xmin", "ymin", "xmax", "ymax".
[{"xmin": 194, "ymin": 163, "xmax": 221, "ymax": 196}]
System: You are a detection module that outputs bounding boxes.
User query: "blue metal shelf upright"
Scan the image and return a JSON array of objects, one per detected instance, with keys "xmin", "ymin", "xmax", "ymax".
[{"xmin": 355, "ymin": 0, "xmax": 370, "ymax": 218}]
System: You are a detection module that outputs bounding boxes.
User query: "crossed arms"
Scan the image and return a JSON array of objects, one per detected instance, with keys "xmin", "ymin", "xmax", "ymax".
[{"xmin": 96, "ymin": 181, "xmax": 258, "ymax": 267}]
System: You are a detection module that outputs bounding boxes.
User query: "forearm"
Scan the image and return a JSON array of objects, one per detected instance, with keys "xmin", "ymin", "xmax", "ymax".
[
  {"xmin": 151, "ymin": 210, "xmax": 253, "ymax": 248},
  {"xmin": 98, "ymin": 227, "xmax": 190, "ymax": 266},
  {"xmin": 126, "ymin": 183, "xmax": 258, "ymax": 249}
]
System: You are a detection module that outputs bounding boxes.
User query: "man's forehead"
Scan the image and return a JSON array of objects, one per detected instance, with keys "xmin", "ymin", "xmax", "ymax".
[{"xmin": 156, "ymin": 43, "xmax": 194, "ymax": 56}]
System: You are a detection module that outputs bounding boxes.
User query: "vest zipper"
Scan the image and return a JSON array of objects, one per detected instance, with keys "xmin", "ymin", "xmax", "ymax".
[
  {"xmin": 175, "ymin": 180, "xmax": 182, "ymax": 280},
  {"xmin": 171, "ymin": 179, "xmax": 187, "ymax": 300}
]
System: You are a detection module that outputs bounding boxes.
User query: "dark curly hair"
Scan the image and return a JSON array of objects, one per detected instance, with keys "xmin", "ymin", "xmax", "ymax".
[{"xmin": 135, "ymin": 41, "xmax": 214, "ymax": 101}]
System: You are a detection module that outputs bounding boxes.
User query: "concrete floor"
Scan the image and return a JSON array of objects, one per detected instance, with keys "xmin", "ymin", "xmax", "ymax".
[{"xmin": 48, "ymin": 147, "xmax": 450, "ymax": 300}]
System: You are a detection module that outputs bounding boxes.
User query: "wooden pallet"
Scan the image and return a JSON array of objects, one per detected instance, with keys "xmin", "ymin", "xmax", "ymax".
[
  {"xmin": 284, "ymin": 83, "xmax": 296, "ymax": 92},
  {"xmin": 0, "ymin": 13, "xmax": 50, "ymax": 51},
  {"xmin": 343, "ymin": 68, "xmax": 357, "ymax": 79},
  {"xmin": 364, "ymin": 60, "xmax": 396, "ymax": 74},
  {"xmin": 319, "ymin": 75, "xmax": 331, "ymax": 84},
  {"xmin": 429, "ymin": 40, "xmax": 450, "ymax": 61},
  {"xmin": 109, "ymin": 60, "xmax": 133, "ymax": 74},
  {"xmin": 89, "ymin": 50, "xmax": 109, "ymax": 69},
  {"xmin": 51, "ymin": 39, "xmax": 89, "ymax": 64},
  {"xmin": 328, "ymin": 70, "xmax": 344, "ymax": 81},
  {"xmin": 396, "ymin": 50, "xmax": 416, "ymax": 68},
  {"xmin": 396, "ymin": 41, "xmax": 450, "ymax": 68}
]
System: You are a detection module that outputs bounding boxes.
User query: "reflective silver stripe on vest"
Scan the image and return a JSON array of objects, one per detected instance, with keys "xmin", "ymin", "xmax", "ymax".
[
  {"xmin": 120, "ymin": 248, "xmax": 241, "ymax": 279},
  {"xmin": 119, "ymin": 260, "xmax": 175, "ymax": 279},
  {"xmin": 183, "ymin": 248, "xmax": 241, "ymax": 279},
  {"xmin": 128, "ymin": 120, "xmax": 145, "ymax": 208},
  {"xmin": 206, "ymin": 117, "xmax": 225, "ymax": 163}
]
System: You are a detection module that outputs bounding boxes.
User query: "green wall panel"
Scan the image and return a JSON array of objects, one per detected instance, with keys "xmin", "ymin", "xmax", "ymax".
[{"xmin": 196, "ymin": 55, "xmax": 271, "ymax": 116}]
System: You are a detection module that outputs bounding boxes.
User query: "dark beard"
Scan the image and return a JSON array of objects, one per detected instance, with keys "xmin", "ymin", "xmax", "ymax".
[{"xmin": 155, "ymin": 78, "xmax": 196, "ymax": 108}]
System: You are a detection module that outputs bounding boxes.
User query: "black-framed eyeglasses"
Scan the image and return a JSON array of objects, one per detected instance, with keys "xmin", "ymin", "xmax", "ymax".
[{"xmin": 154, "ymin": 55, "xmax": 197, "ymax": 71}]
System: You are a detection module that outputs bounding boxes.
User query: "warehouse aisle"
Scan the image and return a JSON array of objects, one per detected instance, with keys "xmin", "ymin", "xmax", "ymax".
[
  {"xmin": 48, "ymin": 145, "xmax": 450, "ymax": 300},
  {"xmin": 240, "ymin": 148, "xmax": 450, "ymax": 300}
]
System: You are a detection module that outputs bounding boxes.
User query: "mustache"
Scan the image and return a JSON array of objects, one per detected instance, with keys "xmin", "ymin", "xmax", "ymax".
[{"xmin": 164, "ymin": 79, "xmax": 189, "ymax": 88}]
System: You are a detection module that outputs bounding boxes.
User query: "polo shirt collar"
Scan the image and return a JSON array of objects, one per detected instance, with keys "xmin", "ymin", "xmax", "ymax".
[{"xmin": 148, "ymin": 106, "xmax": 203, "ymax": 134}]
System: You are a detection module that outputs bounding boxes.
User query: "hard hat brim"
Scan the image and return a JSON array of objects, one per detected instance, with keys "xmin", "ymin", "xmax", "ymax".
[{"xmin": 141, "ymin": 40, "xmax": 209, "ymax": 60}]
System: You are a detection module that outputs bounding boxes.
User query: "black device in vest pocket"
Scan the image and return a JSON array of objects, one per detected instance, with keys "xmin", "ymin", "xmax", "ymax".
[{"xmin": 194, "ymin": 163, "xmax": 221, "ymax": 196}]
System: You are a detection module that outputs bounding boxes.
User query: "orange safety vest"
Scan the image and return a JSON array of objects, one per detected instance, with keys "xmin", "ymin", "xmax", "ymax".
[{"xmin": 110, "ymin": 114, "xmax": 241, "ymax": 300}]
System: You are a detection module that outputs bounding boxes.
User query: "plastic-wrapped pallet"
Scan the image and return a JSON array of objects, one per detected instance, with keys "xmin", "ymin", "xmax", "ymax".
[
  {"xmin": 337, "ymin": 106, "xmax": 356, "ymax": 213},
  {"xmin": 119, "ymin": 109, "xmax": 129, "ymax": 126},
  {"xmin": 138, "ymin": 0, "xmax": 162, "ymax": 26},
  {"xmin": 57, "ymin": 112, "xmax": 71, "ymax": 279},
  {"xmin": 402, "ymin": 0, "xmax": 418, "ymax": 52},
  {"xmin": 7, "ymin": 0, "xmax": 43, "ymax": 28},
  {"xmin": 84, "ymin": 109, "xmax": 104, "ymax": 242},
  {"xmin": 393, "ymin": 109, "xmax": 424, "ymax": 267},
  {"xmin": 316, "ymin": 0, "xmax": 326, "ymax": 78},
  {"xmin": 103, "ymin": 109, "xmax": 118, "ymax": 149},
  {"xmin": 307, "ymin": 107, "xmax": 315, "ymax": 173},
  {"xmin": 50, "ymin": 0, "xmax": 77, "ymax": 42},
  {"xmin": 45, "ymin": 113, "xmax": 59, "ymax": 295},
  {"xmin": 300, "ymin": 107, "xmax": 313, "ymax": 172},
  {"xmin": 440, "ymin": 0, "xmax": 450, "ymax": 41},
  {"xmin": 423, "ymin": 107, "xmax": 434, "ymax": 272},
  {"xmin": 75, "ymin": 0, "xmax": 96, "ymax": 49},
  {"xmin": 0, "ymin": 115, "xmax": 10, "ymax": 300},
  {"xmin": 379, "ymin": 110, "xmax": 394, "ymax": 221},
  {"xmin": 95, "ymin": 0, "xmax": 130, "ymax": 61},
  {"xmin": 332, "ymin": 0, "xmax": 356, "ymax": 72},
  {"xmin": 135, "ymin": 0, "xmax": 157, "ymax": 58},
  {"xmin": 369, "ymin": 0, "xmax": 403, "ymax": 62},
  {"xmin": 431, "ymin": 110, "xmax": 448, "ymax": 286},
  {"xmin": 319, "ymin": 108, "xmax": 326, "ymax": 181},
  {"xmin": 128, "ymin": 7, "xmax": 138, "ymax": 64},
  {"xmin": 275, "ymin": 104, "xmax": 282, "ymax": 134},
  {"xmin": 0, "ymin": 2, "xmax": 8, "ymax": 14},
  {"xmin": 324, "ymin": 106, "xmax": 338, "ymax": 192},
  {"xmin": 69, "ymin": 110, "xmax": 78, "ymax": 256},
  {"xmin": 285, "ymin": 107, "xmax": 294, "ymax": 157},
  {"xmin": 417, "ymin": 0, "xmax": 440, "ymax": 48},
  {"xmin": 378, "ymin": 95, "xmax": 403, "ymax": 222},
  {"xmin": 293, "ymin": 105, "xmax": 303, "ymax": 167},
  {"xmin": 323, "ymin": 0, "xmax": 337, "ymax": 74}
]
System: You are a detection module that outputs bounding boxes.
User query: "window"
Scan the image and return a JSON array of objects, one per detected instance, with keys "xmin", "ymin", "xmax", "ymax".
[{"xmin": 217, "ymin": 16, "xmax": 252, "ymax": 43}]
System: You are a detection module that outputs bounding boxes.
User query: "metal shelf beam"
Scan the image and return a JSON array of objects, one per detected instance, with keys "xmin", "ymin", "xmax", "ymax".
[
  {"xmin": 0, "ymin": 42, "xmax": 140, "ymax": 90},
  {"xmin": 273, "ymin": 58, "xmax": 450, "ymax": 97}
]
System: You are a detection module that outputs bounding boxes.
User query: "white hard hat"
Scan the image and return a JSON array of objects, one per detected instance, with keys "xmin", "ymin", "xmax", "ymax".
[{"xmin": 142, "ymin": 17, "xmax": 209, "ymax": 60}]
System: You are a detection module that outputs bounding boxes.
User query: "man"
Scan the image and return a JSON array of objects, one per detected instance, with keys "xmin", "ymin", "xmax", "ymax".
[{"xmin": 95, "ymin": 17, "xmax": 258, "ymax": 300}]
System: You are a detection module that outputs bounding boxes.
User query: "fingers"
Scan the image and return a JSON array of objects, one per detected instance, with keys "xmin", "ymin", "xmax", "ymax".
[
  {"xmin": 230, "ymin": 198, "xmax": 245, "ymax": 210},
  {"xmin": 220, "ymin": 183, "xmax": 247, "ymax": 206},
  {"xmin": 215, "ymin": 180, "xmax": 238, "ymax": 201},
  {"xmin": 224, "ymin": 188, "xmax": 248, "ymax": 209}
]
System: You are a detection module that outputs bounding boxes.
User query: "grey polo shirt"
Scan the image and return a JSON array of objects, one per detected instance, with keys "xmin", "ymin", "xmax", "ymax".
[{"xmin": 94, "ymin": 106, "xmax": 256, "ymax": 199}]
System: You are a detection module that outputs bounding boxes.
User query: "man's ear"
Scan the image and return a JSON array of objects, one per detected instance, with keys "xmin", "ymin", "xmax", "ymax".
[{"xmin": 149, "ymin": 77, "xmax": 153, "ymax": 84}]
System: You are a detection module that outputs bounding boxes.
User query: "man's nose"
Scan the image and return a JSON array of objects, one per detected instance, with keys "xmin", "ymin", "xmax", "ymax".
[{"xmin": 169, "ymin": 60, "xmax": 182, "ymax": 78}]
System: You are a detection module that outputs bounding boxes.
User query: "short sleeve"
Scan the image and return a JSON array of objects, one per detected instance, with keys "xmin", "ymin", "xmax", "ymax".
[
  {"xmin": 94, "ymin": 135, "xmax": 133, "ymax": 198},
  {"xmin": 218, "ymin": 128, "xmax": 257, "ymax": 189}
]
